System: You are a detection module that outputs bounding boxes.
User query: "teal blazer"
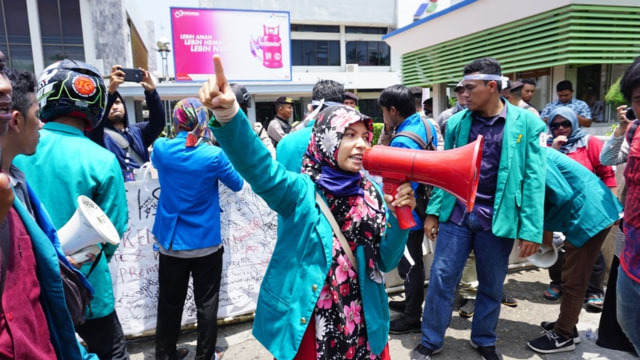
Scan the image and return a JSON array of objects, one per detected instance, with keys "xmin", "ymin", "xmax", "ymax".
[
  {"xmin": 210, "ymin": 111, "xmax": 409, "ymax": 360},
  {"xmin": 12, "ymin": 190, "xmax": 97, "ymax": 359},
  {"xmin": 427, "ymin": 101, "xmax": 546, "ymax": 243}
]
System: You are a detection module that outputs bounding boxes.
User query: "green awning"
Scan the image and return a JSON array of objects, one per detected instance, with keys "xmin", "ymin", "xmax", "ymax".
[{"xmin": 402, "ymin": 4, "xmax": 640, "ymax": 86}]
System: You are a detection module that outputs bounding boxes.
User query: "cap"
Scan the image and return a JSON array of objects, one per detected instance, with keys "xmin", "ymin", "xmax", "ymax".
[
  {"xmin": 344, "ymin": 91, "xmax": 358, "ymax": 101},
  {"xmin": 454, "ymin": 80, "xmax": 464, "ymax": 91},
  {"xmin": 274, "ymin": 96, "xmax": 293, "ymax": 105},
  {"xmin": 508, "ymin": 81, "xmax": 524, "ymax": 92}
]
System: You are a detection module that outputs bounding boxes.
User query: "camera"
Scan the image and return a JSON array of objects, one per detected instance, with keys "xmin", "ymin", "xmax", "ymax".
[{"xmin": 626, "ymin": 107, "xmax": 637, "ymax": 121}]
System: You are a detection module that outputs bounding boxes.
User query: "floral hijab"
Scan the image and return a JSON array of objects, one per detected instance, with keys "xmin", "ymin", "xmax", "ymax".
[
  {"xmin": 546, "ymin": 107, "xmax": 588, "ymax": 153},
  {"xmin": 302, "ymin": 105, "xmax": 386, "ymax": 283},
  {"xmin": 173, "ymin": 98, "xmax": 214, "ymax": 147}
]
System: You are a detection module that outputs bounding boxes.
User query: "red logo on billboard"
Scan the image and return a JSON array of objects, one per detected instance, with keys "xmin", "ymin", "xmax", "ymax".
[{"xmin": 73, "ymin": 75, "xmax": 96, "ymax": 97}]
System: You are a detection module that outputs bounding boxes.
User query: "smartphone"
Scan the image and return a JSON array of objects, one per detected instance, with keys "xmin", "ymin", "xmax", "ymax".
[{"xmin": 120, "ymin": 68, "xmax": 144, "ymax": 82}]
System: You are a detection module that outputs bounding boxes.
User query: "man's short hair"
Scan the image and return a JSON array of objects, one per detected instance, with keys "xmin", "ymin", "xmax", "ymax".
[
  {"xmin": 312, "ymin": 80, "xmax": 344, "ymax": 104},
  {"xmin": 522, "ymin": 78, "xmax": 536, "ymax": 86},
  {"xmin": 556, "ymin": 80, "xmax": 573, "ymax": 92},
  {"xmin": 377, "ymin": 84, "xmax": 415, "ymax": 119},
  {"xmin": 463, "ymin": 57, "xmax": 503, "ymax": 90},
  {"xmin": 4, "ymin": 69, "xmax": 36, "ymax": 115},
  {"xmin": 620, "ymin": 56, "xmax": 640, "ymax": 103}
]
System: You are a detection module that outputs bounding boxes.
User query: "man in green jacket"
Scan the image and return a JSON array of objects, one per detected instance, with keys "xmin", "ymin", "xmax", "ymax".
[
  {"xmin": 411, "ymin": 57, "xmax": 546, "ymax": 360},
  {"xmin": 15, "ymin": 60, "xmax": 129, "ymax": 360}
]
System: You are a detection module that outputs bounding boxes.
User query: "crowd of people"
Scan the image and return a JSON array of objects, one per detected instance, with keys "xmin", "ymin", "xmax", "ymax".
[{"xmin": 1, "ymin": 48, "xmax": 640, "ymax": 360}]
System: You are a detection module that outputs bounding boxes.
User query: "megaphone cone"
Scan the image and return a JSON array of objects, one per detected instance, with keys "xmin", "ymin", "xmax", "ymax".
[
  {"xmin": 58, "ymin": 195, "xmax": 120, "ymax": 262},
  {"xmin": 527, "ymin": 244, "xmax": 559, "ymax": 268},
  {"xmin": 363, "ymin": 136, "xmax": 483, "ymax": 229}
]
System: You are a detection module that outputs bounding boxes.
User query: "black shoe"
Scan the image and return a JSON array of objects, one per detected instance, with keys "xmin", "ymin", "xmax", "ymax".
[
  {"xmin": 389, "ymin": 316, "xmax": 421, "ymax": 334},
  {"xmin": 501, "ymin": 293, "xmax": 518, "ymax": 307},
  {"xmin": 459, "ymin": 299, "xmax": 475, "ymax": 318},
  {"xmin": 540, "ymin": 321, "xmax": 580, "ymax": 344},
  {"xmin": 470, "ymin": 341, "xmax": 503, "ymax": 360},
  {"xmin": 527, "ymin": 329, "xmax": 576, "ymax": 354},
  {"xmin": 389, "ymin": 300, "xmax": 406, "ymax": 312},
  {"xmin": 409, "ymin": 344, "xmax": 441, "ymax": 360},
  {"xmin": 175, "ymin": 347, "xmax": 189, "ymax": 360}
]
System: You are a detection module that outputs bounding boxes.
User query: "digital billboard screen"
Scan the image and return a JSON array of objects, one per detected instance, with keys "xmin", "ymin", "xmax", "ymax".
[{"xmin": 171, "ymin": 7, "xmax": 291, "ymax": 82}]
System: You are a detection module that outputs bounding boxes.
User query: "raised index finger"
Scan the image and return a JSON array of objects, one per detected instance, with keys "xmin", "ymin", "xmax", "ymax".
[{"xmin": 213, "ymin": 55, "xmax": 227, "ymax": 89}]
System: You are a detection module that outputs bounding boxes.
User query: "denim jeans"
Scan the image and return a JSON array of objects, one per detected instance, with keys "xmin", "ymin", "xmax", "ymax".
[
  {"xmin": 617, "ymin": 267, "xmax": 640, "ymax": 356},
  {"xmin": 420, "ymin": 213, "xmax": 514, "ymax": 349}
]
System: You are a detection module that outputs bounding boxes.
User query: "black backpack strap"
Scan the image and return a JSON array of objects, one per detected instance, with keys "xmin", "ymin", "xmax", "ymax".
[{"xmin": 392, "ymin": 116, "xmax": 435, "ymax": 151}]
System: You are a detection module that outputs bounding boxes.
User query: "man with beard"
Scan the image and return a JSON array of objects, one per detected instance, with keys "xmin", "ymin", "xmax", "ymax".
[{"xmin": 87, "ymin": 65, "xmax": 165, "ymax": 181}]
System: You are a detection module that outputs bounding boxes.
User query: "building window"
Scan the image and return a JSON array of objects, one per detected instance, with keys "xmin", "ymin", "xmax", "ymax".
[
  {"xmin": 38, "ymin": 0, "xmax": 84, "ymax": 66},
  {"xmin": 345, "ymin": 26, "xmax": 387, "ymax": 34},
  {"xmin": 346, "ymin": 41, "xmax": 390, "ymax": 66},
  {"xmin": 291, "ymin": 24, "xmax": 339, "ymax": 33},
  {"xmin": 292, "ymin": 40, "xmax": 340, "ymax": 66},
  {"xmin": 0, "ymin": 0, "xmax": 34, "ymax": 71}
]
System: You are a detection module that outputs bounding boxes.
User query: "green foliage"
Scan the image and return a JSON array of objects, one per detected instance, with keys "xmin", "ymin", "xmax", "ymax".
[
  {"xmin": 372, "ymin": 123, "xmax": 384, "ymax": 145},
  {"xmin": 605, "ymin": 77, "xmax": 628, "ymax": 108}
]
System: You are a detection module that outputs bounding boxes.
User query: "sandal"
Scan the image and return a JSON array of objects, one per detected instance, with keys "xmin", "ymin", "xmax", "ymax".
[
  {"xmin": 215, "ymin": 345, "xmax": 225, "ymax": 360},
  {"xmin": 586, "ymin": 295, "xmax": 603, "ymax": 313},
  {"xmin": 176, "ymin": 347, "xmax": 189, "ymax": 360},
  {"xmin": 543, "ymin": 287, "xmax": 562, "ymax": 300}
]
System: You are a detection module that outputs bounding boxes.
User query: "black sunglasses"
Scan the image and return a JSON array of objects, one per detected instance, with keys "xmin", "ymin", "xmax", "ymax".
[{"xmin": 550, "ymin": 120, "xmax": 572, "ymax": 129}]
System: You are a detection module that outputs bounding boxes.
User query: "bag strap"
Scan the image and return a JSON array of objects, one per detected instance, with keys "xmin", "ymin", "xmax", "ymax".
[
  {"xmin": 392, "ymin": 116, "xmax": 435, "ymax": 150},
  {"xmin": 315, "ymin": 192, "xmax": 357, "ymax": 270},
  {"xmin": 104, "ymin": 128, "xmax": 145, "ymax": 165}
]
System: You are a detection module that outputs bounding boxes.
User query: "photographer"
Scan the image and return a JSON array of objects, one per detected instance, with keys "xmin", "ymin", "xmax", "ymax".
[{"xmin": 87, "ymin": 65, "xmax": 165, "ymax": 180}]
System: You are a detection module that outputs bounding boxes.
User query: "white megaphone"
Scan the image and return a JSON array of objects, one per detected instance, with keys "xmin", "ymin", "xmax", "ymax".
[
  {"xmin": 58, "ymin": 195, "xmax": 120, "ymax": 263},
  {"xmin": 527, "ymin": 232, "xmax": 564, "ymax": 268}
]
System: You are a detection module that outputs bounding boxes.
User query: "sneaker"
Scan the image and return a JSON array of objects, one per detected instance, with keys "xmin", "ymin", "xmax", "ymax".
[
  {"xmin": 527, "ymin": 329, "xmax": 576, "ymax": 354},
  {"xmin": 501, "ymin": 293, "xmax": 518, "ymax": 307},
  {"xmin": 389, "ymin": 300, "xmax": 406, "ymax": 312},
  {"xmin": 459, "ymin": 299, "xmax": 475, "ymax": 318},
  {"xmin": 409, "ymin": 344, "xmax": 442, "ymax": 360},
  {"xmin": 389, "ymin": 316, "xmax": 421, "ymax": 334},
  {"xmin": 540, "ymin": 321, "xmax": 580, "ymax": 344},
  {"xmin": 470, "ymin": 340, "xmax": 503, "ymax": 360}
]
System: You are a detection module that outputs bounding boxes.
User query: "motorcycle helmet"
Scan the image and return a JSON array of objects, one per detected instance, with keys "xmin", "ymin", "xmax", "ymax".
[{"xmin": 37, "ymin": 59, "xmax": 106, "ymax": 130}]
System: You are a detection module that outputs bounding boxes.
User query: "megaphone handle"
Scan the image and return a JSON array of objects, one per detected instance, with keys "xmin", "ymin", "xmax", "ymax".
[{"xmin": 395, "ymin": 205, "xmax": 417, "ymax": 230}]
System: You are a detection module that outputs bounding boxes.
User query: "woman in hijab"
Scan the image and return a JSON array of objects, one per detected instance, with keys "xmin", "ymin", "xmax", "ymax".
[
  {"xmin": 544, "ymin": 106, "xmax": 616, "ymax": 311},
  {"xmin": 152, "ymin": 98, "xmax": 244, "ymax": 360},
  {"xmin": 199, "ymin": 57, "xmax": 415, "ymax": 360}
]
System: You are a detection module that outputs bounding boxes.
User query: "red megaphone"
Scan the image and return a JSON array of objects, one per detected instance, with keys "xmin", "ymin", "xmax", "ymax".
[{"xmin": 363, "ymin": 135, "xmax": 484, "ymax": 229}]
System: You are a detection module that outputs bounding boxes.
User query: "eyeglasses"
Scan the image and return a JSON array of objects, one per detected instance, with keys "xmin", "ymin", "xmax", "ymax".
[{"xmin": 550, "ymin": 120, "xmax": 572, "ymax": 130}]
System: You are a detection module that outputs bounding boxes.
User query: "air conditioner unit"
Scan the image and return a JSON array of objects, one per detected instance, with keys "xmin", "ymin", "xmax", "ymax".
[{"xmin": 346, "ymin": 64, "xmax": 359, "ymax": 73}]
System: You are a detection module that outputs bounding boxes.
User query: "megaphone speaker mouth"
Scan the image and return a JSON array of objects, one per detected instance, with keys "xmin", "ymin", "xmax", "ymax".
[
  {"xmin": 527, "ymin": 244, "xmax": 559, "ymax": 268},
  {"xmin": 58, "ymin": 195, "xmax": 120, "ymax": 257}
]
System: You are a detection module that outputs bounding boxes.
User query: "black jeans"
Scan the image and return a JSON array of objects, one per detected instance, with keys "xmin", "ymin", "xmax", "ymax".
[
  {"xmin": 396, "ymin": 229, "xmax": 425, "ymax": 319},
  {"xmin": 155, "ymin": 248, "xmax": 224, "ymax": 360},
  {"xmin": 75, "ymin": 311, "xmax": 130, "ymax": 360}
]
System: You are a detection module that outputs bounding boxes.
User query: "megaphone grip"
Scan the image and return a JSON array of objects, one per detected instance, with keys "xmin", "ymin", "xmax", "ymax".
[{"xmin": 395, "ymin": 206, "xmax": 417, "ymax": 230}]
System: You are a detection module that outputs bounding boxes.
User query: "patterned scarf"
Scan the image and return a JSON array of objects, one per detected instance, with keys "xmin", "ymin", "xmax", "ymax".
[
  {"xmin": 173, "ymin": 98, "xmax": 213, "ymax": 147},
  {"xmin": 302, "ymin": 105, "xmax": 386, "ymax": 283},
  {"xmin": 546, "ymin": 107, "xmax": 588, "ymax": 153}
]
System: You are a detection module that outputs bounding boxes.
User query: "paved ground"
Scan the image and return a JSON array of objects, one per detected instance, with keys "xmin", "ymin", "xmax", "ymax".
[{"xmin": 127, "ymin": 267, "xmax": 637, "ymax": 359}]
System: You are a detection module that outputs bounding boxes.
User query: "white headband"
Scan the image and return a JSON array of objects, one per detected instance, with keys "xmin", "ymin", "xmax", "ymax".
[{"xmin": 463, "ymin": 74, "xmax": 504, "ymax": 82}]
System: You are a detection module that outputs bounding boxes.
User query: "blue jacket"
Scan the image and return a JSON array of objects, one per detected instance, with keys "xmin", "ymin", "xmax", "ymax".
[
  {"xmin": 211, "ymin": 111, "xmax": 410, "ymax": 359},
  {"xmin": 427, "ymin": 102, "xmax": 546, "ymax": 243},
  {"xmin": 151, "ymin": 132, "xmax": 243, "ymax": 250},
  {"xmin": 87, "ymin": 90, "xmax": 165, "ymax": 175},
  {"xmin": 544, "ymin": 148, "xmax": 622, "ymax": 247},
  {"xmin": 390, "ymin": 112, "xmax": 438, "ymax": 229},
  {"xmin": 12, "ymin": 187, "xmax": 97, "ymax": 360}
]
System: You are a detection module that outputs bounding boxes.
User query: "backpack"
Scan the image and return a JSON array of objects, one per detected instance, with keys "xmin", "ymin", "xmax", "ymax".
[
  {"xmin": 59, "ymin": 252, "xmax": 100, "ymax": 326},
  {"xmin": 392, "ymin": 117, "xmax": 436, "ymax": 221}
]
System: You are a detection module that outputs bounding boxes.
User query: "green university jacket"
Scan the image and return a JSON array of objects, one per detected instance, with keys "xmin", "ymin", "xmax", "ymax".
[{"xmin": 426, "ymin": 101, "xmax": 546, "ymax": 243}]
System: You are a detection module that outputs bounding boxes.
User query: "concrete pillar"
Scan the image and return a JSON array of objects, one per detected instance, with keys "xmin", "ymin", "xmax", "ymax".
[{"xmin": 432, "ymin": 83, "xmax": 447, "ymax": 118}]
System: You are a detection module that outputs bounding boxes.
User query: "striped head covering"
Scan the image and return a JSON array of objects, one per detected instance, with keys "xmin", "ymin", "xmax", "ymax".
[{"xmin": 172, "ymin": 98, "xmax": 213, "ymax": 147}]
